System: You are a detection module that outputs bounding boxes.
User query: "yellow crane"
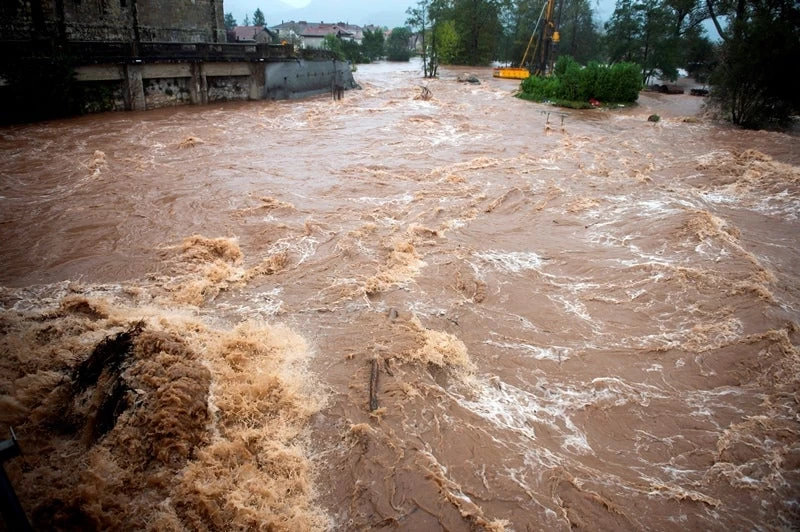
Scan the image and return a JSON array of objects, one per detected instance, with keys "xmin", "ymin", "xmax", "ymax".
[{"xmin": 493, "ymin": 0, "xmax": 560, "ymax": 80}]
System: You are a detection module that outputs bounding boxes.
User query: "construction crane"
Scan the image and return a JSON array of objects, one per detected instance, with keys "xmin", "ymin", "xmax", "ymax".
[{"xmin": 493, "ymin": 0, "xmax": 561, "ymax": 80}]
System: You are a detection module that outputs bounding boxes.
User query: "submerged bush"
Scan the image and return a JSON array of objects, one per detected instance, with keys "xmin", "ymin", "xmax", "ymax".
[
  {"xmin": 519, "ymin": 74, "xmax": 560, "ymax": 101},
  {"xmin": 519, "ymin": 56, "xmax": 642, "ymax": 105}
]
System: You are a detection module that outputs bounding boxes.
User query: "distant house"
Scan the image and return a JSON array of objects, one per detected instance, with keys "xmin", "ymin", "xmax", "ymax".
[
  {"xmin": 272, "ymin": 21, "xmax": 365, "ymax": 49},
  {"xmin": 228, "ymin": 25, "xmax": 277, "ymax": 43}
]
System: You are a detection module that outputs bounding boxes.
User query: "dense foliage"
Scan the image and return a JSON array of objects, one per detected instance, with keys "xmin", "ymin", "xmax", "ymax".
[
  {"xmin": 708, "ymin": 0, "xmax": 800, "ymax": 128},
  {"xmin": 224, "ymin": 13, "xmax": 236, "ymax": 31},
  {"xmin": 361, "ymin": 28, "xmax": 386, "ymax": 62},
  {"xmin": 520, "ymin": 56, "xmax": 642, "ymax": 104},
  {"xmin": 386, "ymin": 27, "xmax": 413, "ymax": 61},
  {"xmin": 252, "ymin": 9, "xmax": 266, "ymax": 27}
]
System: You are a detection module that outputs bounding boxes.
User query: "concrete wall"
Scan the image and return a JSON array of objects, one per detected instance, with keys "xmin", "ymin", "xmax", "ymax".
[
  {"xmin": 264, "ymin": 59, "xmax": 356, "ymax": 100},
  {"xmin": 0, "ymin": 0, "xmax": 224, "ymax": 43},
  {"xmin": 70, "ymin": 58, "xmax": 354, "ymax": 112}
]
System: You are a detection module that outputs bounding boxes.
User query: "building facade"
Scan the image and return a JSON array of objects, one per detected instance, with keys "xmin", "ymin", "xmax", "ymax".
[{"xmin": 0, "ymin": 0, "xmax": 225, "ymax": 44}]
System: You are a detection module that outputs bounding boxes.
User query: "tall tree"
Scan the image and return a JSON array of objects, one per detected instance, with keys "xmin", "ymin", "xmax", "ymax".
[
  {"xmin": 407, "ymin": 0, "xmax": 435, "ymax": 76},
  {"xmin": 604, "ymin": 0, "xmax": 682, "ymax": 82},
  {"xmin": 253, "ymin": 8, "xmax": 266, "ymax": 26},
  {"xmin": 386, "ymin": 27, "xmax": 413, "ymax": 61},
  {"xmin": 322, "ymin": 34, "xmax": 344, "ymax": 59},
  {"xmin": 224, "ymin": 13, "xmax": 237, "ymax": 30},
  {"xmin": 557, "ymin": 0, "xmax": 601, "ymax": 64},
  {"xmin": 436, "ymin": 19, "xmax": 460, "ymax": 64},
  {"xmin": 500, "ymin": 0, "xmax": 544, "ymax": 67},
  {"xmin": 243, "ymin": 14, "xmax": 251, "ymax": 26},
  {"xmin": 452, "ymin": 0, "xmax": 503, "ymax": 65},
  {"xmin": 708, "ymin": 0, "xmax": 800, "ymax": 127},
  {"xmin": 361, "ymin": 28, "xmax": 386, "ymax": 62}
]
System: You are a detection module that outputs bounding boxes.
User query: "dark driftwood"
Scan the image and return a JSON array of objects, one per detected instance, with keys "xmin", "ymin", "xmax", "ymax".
[{"xmin": 369, "ymin": 358, "xmax": 379, "ymax": 411}]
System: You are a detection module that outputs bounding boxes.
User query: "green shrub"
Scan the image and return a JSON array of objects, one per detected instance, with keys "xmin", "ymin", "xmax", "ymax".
[
  {"xmin": 518, "ymin": 56, "xmax": 642, "ymax": 106},
  {"xmin": 520, "ymin": 74, "xmax": 560, "ymax": 100},
  {"xmin": 556, "ymin": 56, "xmax": 583, "ymax": 101},
  {"xmin": 606, "ymin": 62, "xmax": 641, "ymax": 102}
]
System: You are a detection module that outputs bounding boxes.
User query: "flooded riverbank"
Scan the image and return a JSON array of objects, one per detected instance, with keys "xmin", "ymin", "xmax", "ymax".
[{"xmin": 1, "ymin": 60, "xmax": 798, "ymax": 530}]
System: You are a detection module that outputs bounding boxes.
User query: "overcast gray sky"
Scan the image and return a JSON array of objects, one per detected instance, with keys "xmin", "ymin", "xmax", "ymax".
[
  {"xmin": 223, "ymin": 0, "xmax": 415, "ymax": 28},
  {"xmin": 223, "ymin": 0, "xmax": 618, "ymax": 29}
]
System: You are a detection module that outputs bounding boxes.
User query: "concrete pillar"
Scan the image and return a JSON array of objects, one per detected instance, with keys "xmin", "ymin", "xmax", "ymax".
[
  {"xmin": 190, "ymin": 63, "xmax": 208, "ymax": 105},
  {"xmin": 123, "ymin": 63, "xmax": 146, "ymax": 111},
  {"xmin": 249, "ymin": 63, "xmax": 265, "ymax": 100}
]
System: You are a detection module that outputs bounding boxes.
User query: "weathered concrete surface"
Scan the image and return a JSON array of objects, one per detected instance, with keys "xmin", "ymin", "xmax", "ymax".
[
  {"xmin": 264, "ymin": 59, "xmax": 357, "ymax": 100},
  {"xmin": 71, "ymin": 58, "xmax": 354, "ymax": 112},
  {"xmin": 0, "ymin": 0, "xmax": 224, "ymax": 43}
]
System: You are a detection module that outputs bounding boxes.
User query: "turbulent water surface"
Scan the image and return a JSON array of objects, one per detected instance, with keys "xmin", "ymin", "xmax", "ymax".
[{"xmin": 1, "ymin": 60, "xmax": 799, "ymax": 531}]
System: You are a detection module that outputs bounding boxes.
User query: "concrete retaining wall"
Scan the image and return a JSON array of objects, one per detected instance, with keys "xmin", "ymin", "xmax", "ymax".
[
  {"xmin": 264, "ymin": 59, "xmax": 356, "ymax": 100},
  {"xmin": 69, "ymin": 58, "xmax": 356, "ymax": 113}
]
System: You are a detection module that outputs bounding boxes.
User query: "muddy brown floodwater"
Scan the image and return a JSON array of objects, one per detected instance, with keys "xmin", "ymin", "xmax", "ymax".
[{"xmin": 1, "ymin": 60, "xmax": 799, "ymax": 531}]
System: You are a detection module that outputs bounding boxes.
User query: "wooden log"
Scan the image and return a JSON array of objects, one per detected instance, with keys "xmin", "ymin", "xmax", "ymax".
[{"xmin": 369, "ymin": 358, "xmax": 379, "ymax": 411}]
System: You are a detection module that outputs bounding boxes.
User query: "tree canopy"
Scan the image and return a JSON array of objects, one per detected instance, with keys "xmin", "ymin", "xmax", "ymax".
[
  {"xmin": 252, "ymin": 9, "xmax": 266, "ymax": 26},
  {"xmin": 386, "ymin": 27, "xmax": 413, "ymax": 61},
  {"xmin": 224, "ymin": 13, "xmax": 237, "ymax": 30}
]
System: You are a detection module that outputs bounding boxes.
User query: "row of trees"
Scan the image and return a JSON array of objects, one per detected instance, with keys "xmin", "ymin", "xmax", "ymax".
[
  {"xmin": 224, "ymin": 9, "xmax": 265, "ymax": 29},
  {"xmin": 321, "ymin": 27, "xmax": 416, "ymax": 62},
  {"xmin": 220, "ymin": 1, "xmax": 798, "ymax": 128},
  {"xmin": 402, "ymin": 0, "xmax": 798, "ymax": 128}
]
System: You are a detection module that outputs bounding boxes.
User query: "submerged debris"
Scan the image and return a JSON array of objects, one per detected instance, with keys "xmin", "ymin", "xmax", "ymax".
[{"xmin": 457, "ymin": 73, "xmax": 481, "ymax": 85}]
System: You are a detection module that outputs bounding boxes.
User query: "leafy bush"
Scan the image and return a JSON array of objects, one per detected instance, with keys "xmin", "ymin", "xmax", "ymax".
[
  {"xmin": 520, "ymin": 74, "xmax": 560, "ymax": 101},
  {"xmin": 519, "ymin": 56, "xmax": 642, "ymax": 106},
  {"xmin": 603, "ymin": 62, "xmax": 641, "ymax": 102}
]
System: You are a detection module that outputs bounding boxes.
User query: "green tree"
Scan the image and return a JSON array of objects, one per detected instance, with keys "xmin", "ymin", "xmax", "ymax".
[
  {"xmin": 361, "ymin": 28, "xmax": 385, "ymax": 62},
  {"xmin": 224, "ymin": 12, "xmax": 237, "ymax": 30},
  {"xmin": 386, "ymin": 27, "xmax": 413, "ymax": 61},
  {"xmin": 407, "ymin": 0, "xmax": 435, "ymax": 76},
  {"xmin": 243, "ymin": 14, "xmax": 251, "ymax": 26},
  {"xmin": 708, "ymin": 0, "xmax": 800, "ymax": 127},
  {"xmin": 322, "ymin": 34, "xmax": 345, "ymax": 59},
  {"xmin": 604, "ymin": 0, "xmax": 682, "ymax": 82},
  {"xmin": 558, "ymin": 0, "xmax": 602, "ymax": 64},
  {"xmin": 253, "ymin": 8, "xmax": 266, "ymax": 26},
  {"xmin": 341, "ymin": 39, "xmax": 366, "ymax": 63},
  {"xmin": 683, "ymin": 25, "xmax": 715, "ymax": 83},
  {"xmin": 452, "ymin": 0, "xmax": 503, "ymax": 65},
  {"xmin": 436, "ymin": 19, "xmax": 460, "ymax": 63}
]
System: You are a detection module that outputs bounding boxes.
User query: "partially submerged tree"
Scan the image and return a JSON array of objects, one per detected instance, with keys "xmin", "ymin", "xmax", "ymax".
[{"xmin": 407, "ymin": 0, "xmax": 435, "ymax": 76}]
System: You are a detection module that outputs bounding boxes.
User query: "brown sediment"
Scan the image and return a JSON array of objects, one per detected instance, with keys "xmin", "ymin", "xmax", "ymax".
[
  {"xmin": 696, "ymin": 148, "xmax": 800, "ymax": 192},
  {"xmin": 162, "ymin": 236, "xmax": 247, "ymax": 305},
  {"xmin": 87, "ymin": 150, "xmax": 107, "ymax": 175},
  {"xmin": 0, "ymin": 292, "xmax": 326, "ymax": 531},
  {"xmin": 258, "ymin": 196, "xmax": 296, "ymax": 210},
  {"xmin": 681, "ymin": 209, "xmax": 741, "ymax": 241},
  {"xmin": 453, "ymin": 270, "xmax": 487, "ymax": 303},
  {"xmin": 180, "ymin": 235, "xmax": 243, "ymax": 264},
  {"xmin": 364, "ymin": 238, "xmax": 425, "ymax": 296},
  {"xmin": 550, "ymin": 469, "xmax": 635, "ymax": 530},
  {"xmin": 2, "ymin": 63, "xmax": 799, "ymax": 531},
  {"xmin": 177, "ymin": 136, "xmax": 204, "ymax": 148}
]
